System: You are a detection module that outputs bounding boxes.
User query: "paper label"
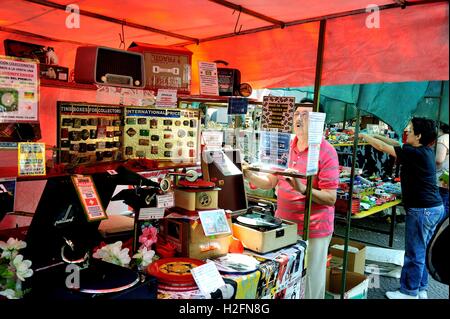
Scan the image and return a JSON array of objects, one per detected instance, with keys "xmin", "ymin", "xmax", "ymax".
[
  {"xmin": 202, "ymin": 130, "xmax": 224, "ymax": 150},
  {"xmin": 190, "ymin": 261, "xmax": 226, "ymax": 296},
  {"xmin": 306, "ymin": 143, "xmax": 321, "ymax": 176},
  {"xmin": 199, "ymin": 61, "xmax": 219, "ymax": 96},
  {"xmin": 156, "ymin": 193, "xmax": 174, "ymax": 208},
  {"xmin": 308, "ymin": 112, "xmax": 326, "ymax": 144},
  {"xmin": 139, "ymin": 207, "xmax": 165, "ymax": 220},
  {"xmin": 156, "ymin": 89, "xmax": 178, "ymax": 108}
]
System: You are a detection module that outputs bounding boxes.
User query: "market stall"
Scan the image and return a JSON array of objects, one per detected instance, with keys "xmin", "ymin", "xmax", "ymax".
[{"xmin": 0, "ymin": 0, "xmax": 448, "ymax": 302}]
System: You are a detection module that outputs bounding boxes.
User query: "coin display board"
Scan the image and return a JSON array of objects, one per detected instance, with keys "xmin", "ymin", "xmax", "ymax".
[
  {"xmin": 57, "ymin": 102, "xmax": 123, "ymax": 164},
  {"xmin": 123, "ymin": 107, "xmax": 199, "ymax": 161}
]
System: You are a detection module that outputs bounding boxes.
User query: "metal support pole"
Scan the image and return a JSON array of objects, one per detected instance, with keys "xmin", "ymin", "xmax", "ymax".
[
  {"xmin": 303, "ymin": 176, "xmax": 314, "ymax": 240},
  {"xmin": 340, "ymin": 108, "xmax": 361, "ymax": 299},
  {"xmin": 303, "ymin": 19, "xmax": 326, "ymax": 241},
  {"xmin": 343, "ymin": 104, "xmax": 348, "ymax": 130}
]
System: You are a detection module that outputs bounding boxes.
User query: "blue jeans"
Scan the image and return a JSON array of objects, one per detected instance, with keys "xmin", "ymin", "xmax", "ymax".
[
  {"xmin": 400, "ymin": 205, "xmax": 444, "ymax": 296},
  {"xmin": 438, "ymin": 187, "xmax": 449, "ymax": 222}
]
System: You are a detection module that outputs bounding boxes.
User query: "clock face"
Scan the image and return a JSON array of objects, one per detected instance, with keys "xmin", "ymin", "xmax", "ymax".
[{"xmin": 239, "ymin": 83, "xmax": 252, "ymax": 97}]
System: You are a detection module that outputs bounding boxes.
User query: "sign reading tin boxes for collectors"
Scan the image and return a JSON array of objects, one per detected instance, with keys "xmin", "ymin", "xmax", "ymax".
[
  {"xmin": 123, "ymin": 107, "xmax": 199, "ymax": 161},
  {"xmin": 57, "ymin": 102, "xmax": 123, "ymax": 165}
]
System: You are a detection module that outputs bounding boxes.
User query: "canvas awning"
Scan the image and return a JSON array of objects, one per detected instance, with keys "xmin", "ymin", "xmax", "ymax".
[{"xmin": 0, "ymin": 0, "xmax": 448, "ymax": 90}]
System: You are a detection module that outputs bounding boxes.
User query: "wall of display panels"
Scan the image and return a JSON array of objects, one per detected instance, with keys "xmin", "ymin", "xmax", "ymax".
[{"xmin": 56, "ymin": 101, "xmax": 200, "ymax": 165}]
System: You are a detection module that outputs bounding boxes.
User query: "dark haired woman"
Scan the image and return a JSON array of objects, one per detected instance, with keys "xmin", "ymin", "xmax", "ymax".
[{"xmin": 361, "ymin": 118, "xmax": 444, "ymax": 299}]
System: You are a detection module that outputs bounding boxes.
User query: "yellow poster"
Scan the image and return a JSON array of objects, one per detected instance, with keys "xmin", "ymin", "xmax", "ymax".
[{"xmin": 17, "ymin": 142, "xmax": 46, "ymax": 176}]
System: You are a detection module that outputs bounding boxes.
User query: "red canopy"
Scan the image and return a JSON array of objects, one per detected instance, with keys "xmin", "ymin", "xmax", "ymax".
[{"xmin": 0, "ymin": 0, "xmax": 447, "ymax": 90}]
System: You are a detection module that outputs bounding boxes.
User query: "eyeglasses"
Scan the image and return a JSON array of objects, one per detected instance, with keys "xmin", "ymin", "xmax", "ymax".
[{"xmin": 294, "ymin": 111, "xmax": 309, "ymax": 118}]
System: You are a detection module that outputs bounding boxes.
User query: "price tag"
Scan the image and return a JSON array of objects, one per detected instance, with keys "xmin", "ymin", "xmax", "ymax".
[
  {"xmin": 139, "ymin": 207, "xmax": 165, "ymax": 220},
  {"xmin": 156, "ymin": 89, "xmax": 177, "ymax": 108},
  {"xmin": 190, "ymin": 261, "xmax": 226, "ymax": 296},
  {"xmin": 156, "ymin": 193, "xmax": 174, "ymax": 208}
]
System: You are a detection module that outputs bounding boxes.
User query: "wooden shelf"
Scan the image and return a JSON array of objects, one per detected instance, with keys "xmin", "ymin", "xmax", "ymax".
[
  {"xmin": 17, "ymin": 160, "xmax": 200, "ymax": 181},
  {"xmin": 40, "ymin": 79, "xmax": 98, "ymax": 91},
  {"xmin": 178, "ymin": 94, "xmax": 261, "ymax": 104}
]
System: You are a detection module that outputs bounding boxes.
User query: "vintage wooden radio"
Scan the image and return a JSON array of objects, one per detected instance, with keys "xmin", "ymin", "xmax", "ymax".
[
  {"xmin": 128, "ymin": 42, "xmax": 192, "ymax": 94},
  {"xmin": 159, "ymin": 208, "xmax": 233, "ymax": 260}
]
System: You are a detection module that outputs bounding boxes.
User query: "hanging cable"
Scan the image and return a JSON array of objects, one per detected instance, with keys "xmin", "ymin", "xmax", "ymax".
[
  {"xmin": 232, "ymin": 7, "xmax": 243, "ymax": 35},
  {"xmin": 119, "ymin": 20, "xmax": 126, "ymax": 49}
]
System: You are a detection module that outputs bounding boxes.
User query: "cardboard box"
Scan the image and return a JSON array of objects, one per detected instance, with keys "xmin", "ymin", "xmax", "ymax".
[
  {"xmin": 325, "ymin": 268, "xmax": 369, "ymax": 299},
  {"xmin": 329, "ymin": 237, "xmax": 366, "ymax": 274}
]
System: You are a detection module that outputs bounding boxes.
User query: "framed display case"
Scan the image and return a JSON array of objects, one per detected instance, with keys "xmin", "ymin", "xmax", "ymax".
[
  {"xmin": 57, "ymin": 102, "xmax": 123, "ymax": 165},
  {"xmin": 122, "ymin": 106, "xmax": 200, "ymax": 162}
]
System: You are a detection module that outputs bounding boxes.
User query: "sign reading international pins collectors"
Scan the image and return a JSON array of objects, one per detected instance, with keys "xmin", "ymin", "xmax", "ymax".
[{"xmin": 0, "ymin": 56, "xmax": 39, "ymax": 123}]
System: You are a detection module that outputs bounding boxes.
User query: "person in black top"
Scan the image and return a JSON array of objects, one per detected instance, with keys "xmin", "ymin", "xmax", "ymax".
[{"xmin": 361, "ymin": 118, "xmax": 444, "ymax": 299}]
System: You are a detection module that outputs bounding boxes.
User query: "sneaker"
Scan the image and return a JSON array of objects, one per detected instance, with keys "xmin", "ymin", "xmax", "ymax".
[
  {"xmin": 418, "ymin": 291, "xmax": 428, "ymax": 299},
  {"xmin": 386, "ymin": 290, "xmax": 418, "ymax": 299}
]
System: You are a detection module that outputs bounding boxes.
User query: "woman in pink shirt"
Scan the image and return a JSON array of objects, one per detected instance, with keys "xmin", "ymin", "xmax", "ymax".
[{"xmin": 243, "ymin": 102, "xmax": 339, "ymax": 299}]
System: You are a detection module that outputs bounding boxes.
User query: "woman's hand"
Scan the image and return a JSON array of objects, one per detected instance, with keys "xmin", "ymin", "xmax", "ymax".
[
  {"xmin": 283, "ymin": 168, "xmax": 306, "ymax": 194},
  {"xmin": 241, "ymin": 159, "xmax": 251, "ymax": 178}
]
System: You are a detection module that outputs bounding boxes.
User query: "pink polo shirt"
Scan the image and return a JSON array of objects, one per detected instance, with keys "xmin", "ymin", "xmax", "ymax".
[{"xmin": 275, "ymin": 136, "xmax": 339, "ymax": 238}]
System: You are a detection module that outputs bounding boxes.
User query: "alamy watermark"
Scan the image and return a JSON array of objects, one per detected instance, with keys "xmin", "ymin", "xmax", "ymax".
[
  {"xmin": 65, "ymin": 264, "xmax": 80, "ymax": 289},
  {"xmin": 366, "ymin": 4, "xmax": 380, "ymax": 29},
  {"xmin": 65, "ymin": 4, "xmax": 80, "ymax": 29}
]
